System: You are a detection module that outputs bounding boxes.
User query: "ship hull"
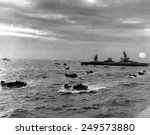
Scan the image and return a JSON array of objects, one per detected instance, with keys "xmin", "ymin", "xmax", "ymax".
[{"xmin": 81, "ymin": 61, "xmax": 149, "ymax": 67}]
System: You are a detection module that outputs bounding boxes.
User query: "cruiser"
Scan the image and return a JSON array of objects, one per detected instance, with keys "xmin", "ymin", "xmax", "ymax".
[{"xmin": 81, "ymin": 51, "xmax": 149, "ymax": 67}]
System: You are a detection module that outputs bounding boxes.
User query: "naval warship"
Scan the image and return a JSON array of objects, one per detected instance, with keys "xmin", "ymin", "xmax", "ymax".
[
  {"xmin": 2, "ymin": 58, "xmax": 11, "ymax": 61},
  {"xmin": 81, "ymin": 51, "xmax": 149, "ymax": 67}
]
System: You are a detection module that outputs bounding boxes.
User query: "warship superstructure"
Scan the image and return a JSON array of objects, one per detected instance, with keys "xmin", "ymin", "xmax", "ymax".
[{"xmin": 81, "ymin": 51, "xmax": 149, "ymax": 67}]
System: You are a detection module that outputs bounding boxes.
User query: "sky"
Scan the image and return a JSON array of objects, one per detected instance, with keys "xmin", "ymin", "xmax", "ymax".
[{"xmin": 0, "ymin": 0, "xmax": 150, "ymax": 61}]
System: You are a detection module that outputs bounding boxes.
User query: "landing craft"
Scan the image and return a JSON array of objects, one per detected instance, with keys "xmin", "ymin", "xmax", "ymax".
[{"xmin": 81, "ymin": 51, "xmax": 149, "ymax": 67}]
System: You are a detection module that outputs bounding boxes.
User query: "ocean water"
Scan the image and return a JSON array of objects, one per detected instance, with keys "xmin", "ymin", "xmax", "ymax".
[{"xmin": 0, "ymin": 59, "xmax": 150, "ymax": 118}]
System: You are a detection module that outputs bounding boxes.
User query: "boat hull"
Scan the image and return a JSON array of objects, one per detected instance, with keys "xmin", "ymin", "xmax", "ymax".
[{"xmin": 81, "ymin": 61, "xmax": 149, "ymax": 67}]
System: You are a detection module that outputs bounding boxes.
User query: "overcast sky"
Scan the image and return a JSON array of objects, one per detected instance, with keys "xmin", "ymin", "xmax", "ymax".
[{"xmin": 0, "ymin": 0, "xmax": 150, "ymax": 61}]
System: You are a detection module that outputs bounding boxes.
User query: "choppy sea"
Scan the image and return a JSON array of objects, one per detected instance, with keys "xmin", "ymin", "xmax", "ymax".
[{"xmin": 0, "ymin": 59, "xmax": 150, "ymax": 118}]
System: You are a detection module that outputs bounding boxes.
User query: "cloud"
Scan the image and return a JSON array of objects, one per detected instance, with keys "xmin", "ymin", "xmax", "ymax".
[
  {"xmin": 1, "ymin": 0, "xmax": 150, "ymax": 60},
  {"xmin": 0, "ymin": 0, "xmax": 31, "ymax": 7},
  {"xmin": 32, "ymin": 0, "xmax": 108, "ymax": 16},
  {"xmin": 139, "ymin": 28, "xmax": 150, "ymax": 37},
  {"xmin": 85, "ymin": 0, "xmax": 97, "ymax": 4},
  {"xmin": 121, "ymin": 18, "xmax": 144, "ymax": 24},
  {"xmin": 0, "ymin": 31, "xmax": 39, "ymax": 38},
  {"xmin": 27, "ymin": 13, "xmax": 76, "ymax": 24},
  {"xmin": 31, "ymin": 0, "xmax": 150, "ymax": 16},
  {"xmin": 0, "ymin": 23, "xmax": 56, "ymax": 40}
]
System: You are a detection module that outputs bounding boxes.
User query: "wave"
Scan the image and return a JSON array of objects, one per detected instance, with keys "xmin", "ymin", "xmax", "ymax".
[
  {"xmin": 119, "ymin": 82, "xmax": 144, "ymax": 88},
  {"xmin": 110, "ymin": 98, "xmax": 132, "ymax": 107},
  {"xmin": 136, "ymin": 105, "xmax": 150, "ymax": 118},
  {"xmin": 45, "ymin": 69, "xmax": 85, "ymax": 72},
  {"xmin": 8, "ymin": 108, "xmax": 32, "ymax": 118},
  {"xmin": 58, "ymin": 84, "xmax": 107, "ymax": 94},
  {"xmin": 77, "ymin": 72, "xmax": 98, "ymax": 78},
  {"xmin": 94, "ymin": 111, "xmax": 130, "ymax": 118},
  {"xmin": 82, "ymin": 106, "xmax": 99, "ymax": 110},
  {"xmin": 94, "ymin": 113, "xmax": 114, "ymax": 118},
  {"xmin": 26, "ymin": 96, "xmax": 45, "ymax": 102},
  {"xmin": 34, "ymin": 106, "xmax": 47, "ymax": 110}
]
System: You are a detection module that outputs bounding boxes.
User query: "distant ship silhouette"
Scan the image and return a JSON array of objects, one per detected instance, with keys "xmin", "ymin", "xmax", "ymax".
[
  {"xmin": 81, "ymin": 51, "xmax": 149, "ymax": 67},
  {"xmin": 2, "ymin": 58, "xmax": 11, "ymax": 61}
]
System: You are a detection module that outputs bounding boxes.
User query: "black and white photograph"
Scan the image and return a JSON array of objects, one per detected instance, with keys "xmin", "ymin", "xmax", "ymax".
[{"xmin": 0, "ymin": 0, "xmax": 150, "ymax": 118}]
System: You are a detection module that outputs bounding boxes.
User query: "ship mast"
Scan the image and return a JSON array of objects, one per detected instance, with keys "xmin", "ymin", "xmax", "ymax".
[
  {"xmin": 93, "ymin": 54, "xmax": 98, "ymax": 62},
  {"xmin": 123, "ymin": 51, "xmax": 127, "ymax": 59},
  {"xmin": 122, "ymin": 51, "xmax": 129, "ymax": 62}
]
